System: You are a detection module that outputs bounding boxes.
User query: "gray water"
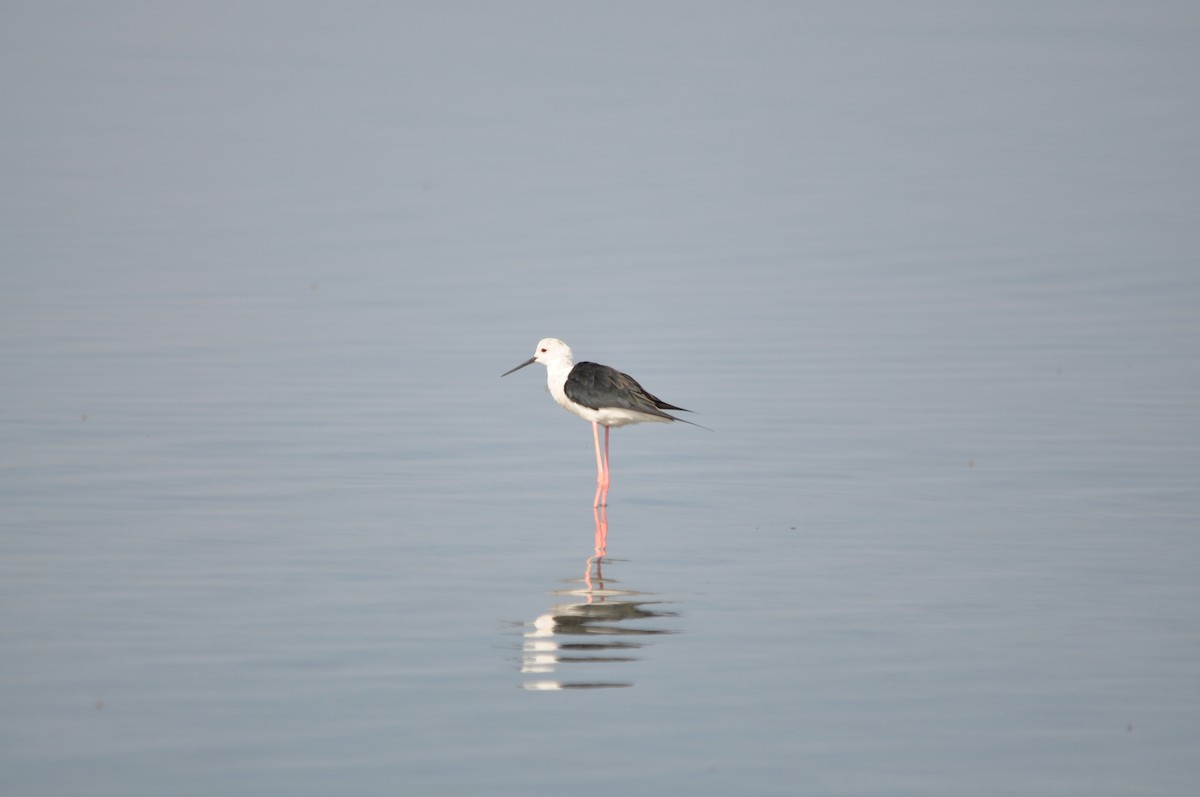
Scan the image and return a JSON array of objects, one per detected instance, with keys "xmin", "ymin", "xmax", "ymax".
[{"xmin": 3, "ymin": 3, "xmax": 1198, "ymax": 795}]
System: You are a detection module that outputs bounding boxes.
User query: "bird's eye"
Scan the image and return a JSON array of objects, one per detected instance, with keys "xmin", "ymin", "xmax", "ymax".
[{"xmin": 540, "ymin": 348, "xmax": 547, "ymax": 353}]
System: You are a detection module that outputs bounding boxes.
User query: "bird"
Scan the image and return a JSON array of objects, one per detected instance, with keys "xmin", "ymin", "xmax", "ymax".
[{"xmin": 502, "ymin": 338, "xmax": 703, "ymax": 507}]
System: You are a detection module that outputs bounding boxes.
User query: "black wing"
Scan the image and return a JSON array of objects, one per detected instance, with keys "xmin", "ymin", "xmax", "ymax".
[{"xmin": 564, "ymin": 361, "xmax": 692, "ymax": 417}]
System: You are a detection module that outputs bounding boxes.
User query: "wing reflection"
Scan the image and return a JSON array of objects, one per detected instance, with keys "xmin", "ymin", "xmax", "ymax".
[{"xmin": 519, "ymin": 507, "xmax": 680, "ymax": 691}]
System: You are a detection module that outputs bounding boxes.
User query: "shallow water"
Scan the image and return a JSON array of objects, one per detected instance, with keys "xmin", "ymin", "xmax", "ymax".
[{"xmin": 3, "ymin": 3, "xmax": 1199, "ymax": 795}]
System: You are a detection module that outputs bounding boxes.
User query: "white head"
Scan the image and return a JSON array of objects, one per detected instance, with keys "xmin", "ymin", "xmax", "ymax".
[{"xmin": 502, "ymin": 338, "xmax": 574, "ymax": 376}]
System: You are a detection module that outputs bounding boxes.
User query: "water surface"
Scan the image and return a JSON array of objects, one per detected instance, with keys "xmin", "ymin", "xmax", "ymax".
[{"xmin": 3, "ymin": 3, "xmax": 1198, "ymax": 795}]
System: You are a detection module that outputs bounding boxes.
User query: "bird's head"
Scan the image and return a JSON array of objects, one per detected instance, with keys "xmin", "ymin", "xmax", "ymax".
[{"xmin": 502, "ymin": 338, "xmax": 573, "ymax": 376}]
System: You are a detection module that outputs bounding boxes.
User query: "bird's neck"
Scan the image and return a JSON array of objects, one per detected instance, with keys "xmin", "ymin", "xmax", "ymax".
[
  {"xmin": 544, "ymin": 356, "xmax": 574, "ymax": 401},
  {"xmin": 545, "ymin": 355, "xmax": 572, "ymax": 378}
]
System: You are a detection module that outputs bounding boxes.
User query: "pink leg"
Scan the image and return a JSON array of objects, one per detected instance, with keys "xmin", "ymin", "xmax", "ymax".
[
  {"xmin": 592, "ymin": 505, "xmax": 608, "ymax": 558},
  {"xmin": 600, "ymin": 425, "xmax": 611, "ymax": 505},
  {"xmin": 592, "ymin": 422, "xmax": 605, "ymax": 507},
  {"xmin": 591, "ymin": 423, "xmax": 612, "ymax": 507}
]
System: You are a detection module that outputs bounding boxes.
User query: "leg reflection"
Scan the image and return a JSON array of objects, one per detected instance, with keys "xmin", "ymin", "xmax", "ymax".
[{"xmin": 519, "ymin": 510, "xmax": 679, "ymax": 691}]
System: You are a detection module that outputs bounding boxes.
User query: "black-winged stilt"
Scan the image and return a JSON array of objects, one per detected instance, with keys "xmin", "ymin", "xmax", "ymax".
[{"xmin": 502, "ymin": 338, "xmax": 703, "ymax": 507}]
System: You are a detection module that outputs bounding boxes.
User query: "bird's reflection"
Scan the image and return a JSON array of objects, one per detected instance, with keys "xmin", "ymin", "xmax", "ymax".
[{"xmin": 520, "ymin": 507, "xmax": 680, "ymax": 691}]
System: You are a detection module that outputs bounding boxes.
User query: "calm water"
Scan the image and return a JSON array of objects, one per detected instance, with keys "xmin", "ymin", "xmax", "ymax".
[{"xmin": 3, "ymin": 3, "xmax": 1199, "ymax": 795}]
